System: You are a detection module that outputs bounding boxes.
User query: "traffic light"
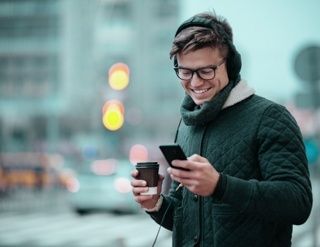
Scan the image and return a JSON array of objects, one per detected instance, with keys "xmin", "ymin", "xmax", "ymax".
[
  {"xmin": 102, "ymin": 100, "xmax": 124, "ymax": 131},
  {"xmin": 102, "ymin": 62, "xmax": 129, "ymax": 132},
  {"xmin": 108, "ymin": 63, "xmax": 130, "ymax": 90}
]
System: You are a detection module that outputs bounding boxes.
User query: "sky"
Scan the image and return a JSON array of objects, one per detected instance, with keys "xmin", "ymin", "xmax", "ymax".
[{"xmin": 181, "ymin": 0, "xmax": 320, "ymax": 103}]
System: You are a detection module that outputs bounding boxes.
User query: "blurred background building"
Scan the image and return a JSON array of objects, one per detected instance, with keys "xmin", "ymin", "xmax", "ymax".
[
  {"xmin": 0, "ymin": 0, "xmax": 182, "ymax": 162},
  {"xmin": 0, "ymin": 0, "xmax": 62, "ymax": 152}
]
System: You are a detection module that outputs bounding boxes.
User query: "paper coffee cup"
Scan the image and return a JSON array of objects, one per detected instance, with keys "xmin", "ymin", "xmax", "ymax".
[{"xmin": 136, "ymin": 162, "xmax": 159, "ymax": 195}]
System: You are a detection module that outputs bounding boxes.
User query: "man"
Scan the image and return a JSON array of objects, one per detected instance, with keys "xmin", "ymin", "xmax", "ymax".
[{"xmin": 131, "ymin": 12, "xmax": 312, "ymax": 247}]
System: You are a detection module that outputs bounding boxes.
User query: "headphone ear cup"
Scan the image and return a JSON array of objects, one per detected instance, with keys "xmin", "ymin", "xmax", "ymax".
[{"xmin": 226, "ymin": 42, "xmax": 242, "ymax": 80}]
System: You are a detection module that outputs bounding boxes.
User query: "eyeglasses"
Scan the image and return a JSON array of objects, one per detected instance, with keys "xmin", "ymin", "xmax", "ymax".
[{"xmin": 174, "ymin": 59, "xmax": 225, "ymax": 81}]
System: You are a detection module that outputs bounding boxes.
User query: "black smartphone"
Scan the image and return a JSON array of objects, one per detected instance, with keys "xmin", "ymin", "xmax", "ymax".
[{"xmin": 159, "ymin": 144, "xmax": 189, "ymax": 171}]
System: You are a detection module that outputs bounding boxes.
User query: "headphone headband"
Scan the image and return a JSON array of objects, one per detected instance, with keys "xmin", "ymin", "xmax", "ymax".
[
  {"xmin": 174, "ymin": 15, "xmax": 241, "ymax": 81},
  {"xmin": 175, "ymin": 17, "xmax": 218, "ymax": 37}
]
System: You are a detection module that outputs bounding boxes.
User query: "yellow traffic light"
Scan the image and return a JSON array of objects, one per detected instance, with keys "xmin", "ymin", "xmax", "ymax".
[
  {"xmin": 108, "ymin": 63, "xmax": 130, "ymax": 90},
  {"xmin": 102, "ymin": 100, "xmax": 124, "ymax": 131}
]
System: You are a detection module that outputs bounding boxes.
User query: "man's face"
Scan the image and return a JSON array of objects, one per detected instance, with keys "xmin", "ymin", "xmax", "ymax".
[{"xmin": 176, "ymin": 47, "xmax": 229, "ymax": 105}]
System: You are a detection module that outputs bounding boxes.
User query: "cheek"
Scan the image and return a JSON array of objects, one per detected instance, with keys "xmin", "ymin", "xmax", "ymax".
[
  {"xmin": 216, "ymin": 73, "xmax": 229, "ymax": 90},
  {"xmin": 211, "ymin": 79, "xmax": 223, "ymax": 91},
  {"xmin": 219, "ymin": 80, "xmax": 228, "ymax": 90}
]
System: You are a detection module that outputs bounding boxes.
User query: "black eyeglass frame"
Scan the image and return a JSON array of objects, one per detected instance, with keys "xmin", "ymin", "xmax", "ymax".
[{"xmin": 174, "ymin": 59, "xmax": 225, "ymax": 81}]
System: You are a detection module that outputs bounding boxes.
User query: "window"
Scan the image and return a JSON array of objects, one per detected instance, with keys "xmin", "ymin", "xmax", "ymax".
[{"xmin": 0, "ymin": 54, "xmax": 59, "ymax": 98}]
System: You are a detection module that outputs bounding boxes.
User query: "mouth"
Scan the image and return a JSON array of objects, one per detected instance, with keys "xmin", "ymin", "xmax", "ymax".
[{"xmin": 192, "ymin": 88, "xmax": 211, "ymax": 95}]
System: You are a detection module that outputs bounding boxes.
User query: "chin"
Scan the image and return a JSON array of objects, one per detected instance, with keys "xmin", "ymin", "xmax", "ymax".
[
  {"xmin": 190, "ymin": 92, "xmax": 217, "ymax": 105},
  {"xmin": 192, "ymin": 95, "xmax": 215, "ymax": 105},
  {"xmin": 192, "ymin": 98, "xmax": 206, "ymax": 105}
]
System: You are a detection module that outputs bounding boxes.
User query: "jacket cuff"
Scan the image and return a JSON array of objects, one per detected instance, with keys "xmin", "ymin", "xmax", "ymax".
[{"xmin": 212, "ymin": 173, "xmax": 226, "ymax": 200}]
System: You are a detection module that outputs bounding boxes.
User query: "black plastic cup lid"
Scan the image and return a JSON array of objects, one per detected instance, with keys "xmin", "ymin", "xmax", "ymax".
[{"xmin": 136, "ymin": 162, "xmax": 159, "ymax": 169}]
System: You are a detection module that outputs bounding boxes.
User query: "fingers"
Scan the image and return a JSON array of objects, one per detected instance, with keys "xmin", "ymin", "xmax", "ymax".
[
  {"xmin": 188, "ymin": 154, "xmax": 207, "ymax": 162},
  {"xmin": 171, "ymin": 175, "xmax": 195, "ymax": 187},
  {"xmin": 170, "ymin": 154, "xmax": 207, "ymax": 170},
  {"xmin": 131, "ymin": 169, "xmax": 163, "ymax": 208},
  {"xmin": 168, "ymin": 166, "xmax": 193, "ymax": 189},
  {"xmin": 131, "ymin": 179, "xmax": 147, "ymax": 195},
  {"xmin": 131, "ymin": 169, "xmax": 138, "ymax": 178},
  {"xmin": 131, "ymin": 181, "xmax": 153, "ymax": 205},
  {"xmin": 131, "ymin": 171, "xmax": 164, "ymax": 196},
  {"xmin": 167, "ymin": 166, "xmax": 190, "ymax": 179},
  {"xmin": 171, "ymin": 160, "xmax": 191, "ymax": 171},
  {"xmin": 168, "ymin": 155, "xmax": 213, "ymax": 192}
]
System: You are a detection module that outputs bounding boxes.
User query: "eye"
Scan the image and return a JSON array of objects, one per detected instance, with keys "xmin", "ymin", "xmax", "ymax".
[
  {"xmin": 179, "ymin": 69, "xmax": 192, "ymax": 77},
  {"xmin": 199, "ymin": 68, "xmax": 214, "ymax": 75}
]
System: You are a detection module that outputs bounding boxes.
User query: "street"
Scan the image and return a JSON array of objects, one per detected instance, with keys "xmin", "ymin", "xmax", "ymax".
[
  {"xmin": 0, "ymin": 177, "xmax": 319, "ymax": 247},
  {"xmin": 0, "ymin": 210, "xmax": 172, "ymax": 247},
  {"xmin": 0, "ymin": 190, "xmax": 171, "ymax": 247},
  {"xmin": 0, "ymin": 191, "xmax": 171, "ymax": 247}
]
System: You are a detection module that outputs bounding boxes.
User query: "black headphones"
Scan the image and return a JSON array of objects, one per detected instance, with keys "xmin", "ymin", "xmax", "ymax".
[{"xmin": 174, "ymin": 16, "xmax": 241, "ymax": 80}]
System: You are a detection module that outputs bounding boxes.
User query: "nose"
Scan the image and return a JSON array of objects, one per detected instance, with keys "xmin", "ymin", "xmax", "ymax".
[{"xmin": 190, "ymin": 72, "xmax": 204, "ymax": 87}]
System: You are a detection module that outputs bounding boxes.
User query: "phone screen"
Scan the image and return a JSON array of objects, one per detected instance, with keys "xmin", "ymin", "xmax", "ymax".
[{"xmin": 159, "ymin": 144, "xmax": 189, "ymax": 170}]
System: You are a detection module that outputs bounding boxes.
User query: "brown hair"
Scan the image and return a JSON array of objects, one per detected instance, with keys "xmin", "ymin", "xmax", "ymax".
[{"xmin": 170, "ymin": 12, "xmax": 233, "ymax": 61}]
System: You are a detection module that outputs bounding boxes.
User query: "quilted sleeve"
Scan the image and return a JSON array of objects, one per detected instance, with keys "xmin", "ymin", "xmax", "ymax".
[
  {"xmin": 147, "ymin": 181, "xmax": 183, "ymax": 231},
  {"xmin": 217, "ymin": 104, "xmax": 313, "ymax": 224}
]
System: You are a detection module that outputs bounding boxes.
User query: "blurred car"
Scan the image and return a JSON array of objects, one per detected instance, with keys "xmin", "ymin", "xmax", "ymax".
[{"xmin": 67, "ymin": 159, "xmax": 141, "ymax": 215}]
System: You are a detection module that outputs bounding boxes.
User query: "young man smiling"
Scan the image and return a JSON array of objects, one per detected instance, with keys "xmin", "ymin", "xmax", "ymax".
[
  {"xmin": 131, "ymin": 11, "xmax": 312, "ymax": 247},
  {"xmin": 175, "ymin": 47, "xmax": 228, "ymax": 106}
]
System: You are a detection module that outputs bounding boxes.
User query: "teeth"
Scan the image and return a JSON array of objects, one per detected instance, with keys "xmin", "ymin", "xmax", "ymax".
[{"xmin": 193, "ymin": 89, "xmax": 208, "ymax": 94}]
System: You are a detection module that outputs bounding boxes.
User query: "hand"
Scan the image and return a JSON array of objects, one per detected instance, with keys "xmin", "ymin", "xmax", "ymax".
[
  {"xmin": 131, "ymin": 170, "xmax": 164, "ymax": 209},
  {"xmin": 168, "ymin": 154, "xmax": 220, "ymax": 196}
]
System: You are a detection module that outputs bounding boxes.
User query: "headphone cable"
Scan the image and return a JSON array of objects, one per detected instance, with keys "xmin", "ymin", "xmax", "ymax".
[{"xmin": 151, "ymin": 197, "xmax": 172, "ymax": 247}]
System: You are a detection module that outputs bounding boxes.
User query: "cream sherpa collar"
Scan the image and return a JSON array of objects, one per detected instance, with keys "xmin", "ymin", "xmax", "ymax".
[{"xmin": 223, "ymin": 80, "xmax": 255, "ymax": 109}]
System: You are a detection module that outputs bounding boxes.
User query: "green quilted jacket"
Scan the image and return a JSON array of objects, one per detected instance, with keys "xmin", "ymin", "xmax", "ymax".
[{"xmin": 149, "ymin": 81, "xmax": 312, "ymax": 247}]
